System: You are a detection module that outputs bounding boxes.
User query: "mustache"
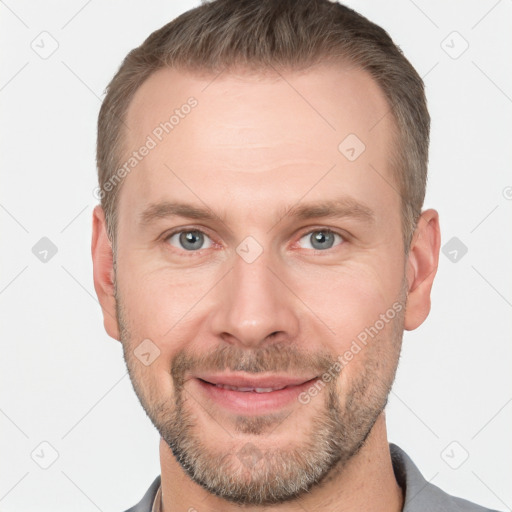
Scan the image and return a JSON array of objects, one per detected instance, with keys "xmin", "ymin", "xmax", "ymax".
[{"xmin": 171, "ymin": 343, "xmax": 337, "ymax": 387}]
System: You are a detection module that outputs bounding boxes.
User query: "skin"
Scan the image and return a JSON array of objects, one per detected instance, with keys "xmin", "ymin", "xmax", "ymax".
[{"xmin": 92, "ymin": 63, "xmax": 440, "ymax": 512}]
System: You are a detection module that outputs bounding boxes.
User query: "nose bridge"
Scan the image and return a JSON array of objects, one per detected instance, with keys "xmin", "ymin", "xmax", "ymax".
[{"xmin": 210, "ymin": 248, "xmax": 299, "ymax": 347}]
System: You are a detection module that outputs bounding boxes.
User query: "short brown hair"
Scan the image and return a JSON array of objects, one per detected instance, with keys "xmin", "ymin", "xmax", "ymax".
[{"xmin": 97, "ymin": 0, "xmax": 429, "ymax": 254}]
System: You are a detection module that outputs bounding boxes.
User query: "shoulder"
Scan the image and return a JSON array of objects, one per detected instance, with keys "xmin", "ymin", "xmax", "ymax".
[
  {"xmin": 122, "ymin": 475, "xmax": 161, "ymax": 512},
  {"xmin": 389, "ymin": 443, "xmax": 502, "ymax": 512}
]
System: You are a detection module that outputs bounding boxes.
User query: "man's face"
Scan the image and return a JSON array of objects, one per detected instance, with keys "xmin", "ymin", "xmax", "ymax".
[{"xmin": 114, "ymin": 64, "xmax": 408, "ymax": 505}]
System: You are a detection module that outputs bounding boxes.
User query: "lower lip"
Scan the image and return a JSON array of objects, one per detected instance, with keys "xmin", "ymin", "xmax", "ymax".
[{"xmin": 194, "ymin": 378, "xmax": 318, "ymax": 415}]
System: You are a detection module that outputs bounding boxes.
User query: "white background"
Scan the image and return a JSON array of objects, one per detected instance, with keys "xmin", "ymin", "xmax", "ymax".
[{"xmin": 1, "ymin": 1, "xmax": 511, "ymax": 511}]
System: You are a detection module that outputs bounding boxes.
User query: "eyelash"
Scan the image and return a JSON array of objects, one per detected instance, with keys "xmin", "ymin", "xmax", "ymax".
[
  {"xmin": 295, "ymin": 228, "xmax": 346, "ymax": 252},
  {"xmin": 161, "ymin": 226, "xmax": 347, "ymax": 256}
]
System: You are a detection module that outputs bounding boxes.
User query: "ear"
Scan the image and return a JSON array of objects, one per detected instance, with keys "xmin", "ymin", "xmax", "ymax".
[
  {"xmin": 404, "ymin": 209, "xmax": 441, "ymax": 331},
  {"xmin": 91, "ymin": 205, "xmax": 120, "ymax": 341}
]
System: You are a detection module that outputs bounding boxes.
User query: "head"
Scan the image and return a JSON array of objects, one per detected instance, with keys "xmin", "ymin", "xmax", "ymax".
[{"xmin": 92, "ymin": 0, "xmax": 440, "ymax": 506}]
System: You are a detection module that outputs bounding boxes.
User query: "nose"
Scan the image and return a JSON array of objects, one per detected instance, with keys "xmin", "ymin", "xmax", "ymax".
[{"xmin": 209, "ymin": 250, "xmax": 300, "ymax": 348}]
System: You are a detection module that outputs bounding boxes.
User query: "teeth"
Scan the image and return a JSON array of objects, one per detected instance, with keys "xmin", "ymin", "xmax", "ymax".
[{"xmin": 215, "ymin": 384, "xmax": 286, "ymax": 392}]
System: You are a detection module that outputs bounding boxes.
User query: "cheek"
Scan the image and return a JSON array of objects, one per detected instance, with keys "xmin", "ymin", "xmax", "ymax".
[
  {"xmin": 116, "ymin": 257, "xmax": 213, "ymax": 338},
  {"xmin": 290, "ymin": 256, "xmax": 404, "ymax": 347},
  {"xmin": 122, "ymin": 327, "xmax": 177, "ymax": 410},
  {"xmin": 116, "ymin": 267, "xmax": 202, "ymax": 395}
]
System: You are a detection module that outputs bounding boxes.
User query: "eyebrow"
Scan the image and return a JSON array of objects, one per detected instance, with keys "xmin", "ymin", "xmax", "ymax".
[
  {"xmin": 139, "ymin": 202, "xmax": 222, "ymax": 226},
  {"xmin": 138, "ymin": 197, "xmax": 375, "ymax": 227},
  {"xmin": 285, "ymin": 199, "xmax": 375, "ymax": 223}
]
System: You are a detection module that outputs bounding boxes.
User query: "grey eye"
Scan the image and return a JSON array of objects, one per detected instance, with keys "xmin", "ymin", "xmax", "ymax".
[
  {"xmin": 167, "ymin": 230, "xmax": 213, "ymax": 251},
  {"xmin": 298, "ymin": 230, "xmax": 343, "ymax": 251}
]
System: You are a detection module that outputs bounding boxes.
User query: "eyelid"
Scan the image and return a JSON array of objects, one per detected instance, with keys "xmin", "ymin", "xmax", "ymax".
[
  {"xmin": 161, "ymin": 226, "xmax": 219, "ymax": 254},
  {"xmin": 160, "ymin": 225, "xmax": 349, "ymax": 254},
  {"xmin": 293, "ymin": 227, "xmax": 347, "ymax": 251}
]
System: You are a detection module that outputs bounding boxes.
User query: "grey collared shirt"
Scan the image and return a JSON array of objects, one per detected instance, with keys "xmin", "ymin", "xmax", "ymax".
[{"xmin": 123, "ymin": 443, "xmax": 501, "ymax": 512}]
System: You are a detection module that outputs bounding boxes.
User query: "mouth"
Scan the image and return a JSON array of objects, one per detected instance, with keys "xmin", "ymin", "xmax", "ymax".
[{"xmin": 191, "ymin": 373, "xmax": 319, "ymax": 414}]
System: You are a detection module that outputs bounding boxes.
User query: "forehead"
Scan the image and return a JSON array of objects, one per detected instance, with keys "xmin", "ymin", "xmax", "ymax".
[{"xmin": 119, "ymin": 63, "xmax": 398, "ymax": 229}]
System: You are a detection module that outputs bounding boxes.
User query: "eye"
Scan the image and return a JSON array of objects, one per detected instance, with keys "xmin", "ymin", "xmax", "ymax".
[
  {"xmin": 297, "ymin": 229, "xmax": 344, "ymax": 251},
  {"xmin": 165, "ymin": 229, "xmax": 213, "ymax": 251}
]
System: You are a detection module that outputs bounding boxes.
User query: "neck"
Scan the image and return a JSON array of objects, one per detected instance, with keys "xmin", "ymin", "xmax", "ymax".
[{"xmin": 158, "ymin": 412, "xmax": 403, "ymax": 512}]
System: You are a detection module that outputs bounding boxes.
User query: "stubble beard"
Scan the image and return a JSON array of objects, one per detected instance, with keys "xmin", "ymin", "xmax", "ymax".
[{"xmin": 115, "ymin": 281, "xmax": 406, "ymax": 506}]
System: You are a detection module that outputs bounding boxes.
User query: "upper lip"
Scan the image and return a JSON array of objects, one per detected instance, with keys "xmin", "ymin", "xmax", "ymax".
[{"xmin": 195, "ymin": 373, "xmax": 318, "ymax": 389}]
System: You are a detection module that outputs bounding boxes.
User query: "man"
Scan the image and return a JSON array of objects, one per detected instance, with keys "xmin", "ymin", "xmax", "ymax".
[{"xmin": 91, "ymin": 1, "xmax": 499, "ymax": 511}]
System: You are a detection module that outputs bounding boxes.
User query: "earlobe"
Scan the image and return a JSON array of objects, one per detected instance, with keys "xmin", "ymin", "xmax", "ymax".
[
  {"xmin": 404, "ymin": 209, "xmax": 441, "ymax": 331},
  {"xmin": 91, "ymin": 205, "xmax": 120, "ymax": 341}
]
